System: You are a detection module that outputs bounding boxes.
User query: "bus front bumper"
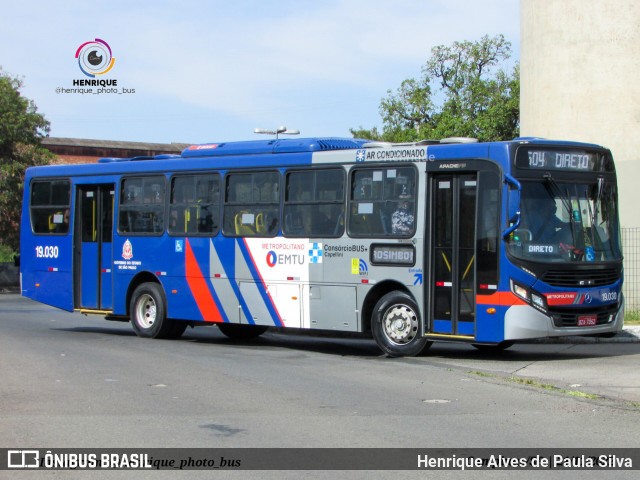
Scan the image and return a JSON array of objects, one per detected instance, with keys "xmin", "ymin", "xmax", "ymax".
[{"xmin": 504, "ymin": 298, "xmax": 624, "ymax": 341}]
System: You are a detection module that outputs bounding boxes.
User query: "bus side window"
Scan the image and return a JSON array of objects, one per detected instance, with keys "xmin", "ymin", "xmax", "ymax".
[
  {"xmin": 168, "ymin": 174, "xmax": 220, "ymax": 236},
  {"xmin": 30, "ymin": 180, "xmax": 71, "ymax": 235},
  {"xmin": 348, "ymin": 167, "xmax": 416, "ymax": 238},
  {"xmin": 223, "ymin": 172, "xmax": 279, "ymax": 237},
  {"xmin": 283, "ymin": 169, "xmax": 345, "ymax": 238},
  {"xmin": 119, "ymin": 176, "xmax": 165, "ymax": 235}
]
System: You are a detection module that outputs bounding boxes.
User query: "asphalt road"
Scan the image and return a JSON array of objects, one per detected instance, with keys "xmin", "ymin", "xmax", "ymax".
[{"xmin": 1, "ymin": 294, "xmax": 638, "ymax": 479}]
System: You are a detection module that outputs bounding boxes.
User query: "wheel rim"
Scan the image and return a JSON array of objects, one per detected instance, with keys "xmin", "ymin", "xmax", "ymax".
[
  {"xmin": 381, "ymin": 303, "xmax": 419, "ymax": 345},
  {"xmin": 135, "ymin": 293, "xmax": 157, "ymax": 329}
]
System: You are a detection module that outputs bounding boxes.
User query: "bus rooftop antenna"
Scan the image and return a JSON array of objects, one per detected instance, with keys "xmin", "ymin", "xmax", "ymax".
[{"xmin": 254, "ymin": 126, "xmax": 300, "ymax": 139}]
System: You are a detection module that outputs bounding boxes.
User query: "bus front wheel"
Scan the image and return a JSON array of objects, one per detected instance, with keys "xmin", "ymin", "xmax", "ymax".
[
  {"xmin": 372, "ymin": 291, "xmax": 431, "ymax": 357},
  {"xmin": 130, "ymin": 282, "xmax": 180, "ymax": 339}
]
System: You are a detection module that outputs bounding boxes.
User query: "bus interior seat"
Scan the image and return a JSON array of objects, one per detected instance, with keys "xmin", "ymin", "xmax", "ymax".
[
  {"xmin": 235, "ymin": 211, "xmax": 255, "ymax": 235},
  {"xmin": 48, "ymin": 213, "xmax": 57, "ymax": 232},
  {"xmin": 255, "ymin": 213, "xmax": 266, "ymax": 235},
  {"xmin": 256, "ymin": 212, "xmax": 278, "ymax": 235},
  {"xmin": 47, "ymin": 211, "xmax": 69, "ymax": 233},
  {"xmin": 184, "ymin": 206, "xmax": 199, "ymax": 233}
]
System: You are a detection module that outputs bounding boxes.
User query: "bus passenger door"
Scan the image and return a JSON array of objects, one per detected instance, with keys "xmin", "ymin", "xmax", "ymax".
[
  {"xmin": 429, "ymin": 174, "xmax": 477, "ymax": 337},
  {"xmin": 74, "ymin": 184, "xmax": 115, "ymax": 310}
]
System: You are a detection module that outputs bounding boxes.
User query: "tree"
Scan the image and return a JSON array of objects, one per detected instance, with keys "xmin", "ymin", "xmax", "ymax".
[
  {"xmin": 0, "ymin": 68, "xmax": 53, "ymax": 253},
  {"xmin": 351, "ymin": 35, "xmax": 519, "ymax": 142}
]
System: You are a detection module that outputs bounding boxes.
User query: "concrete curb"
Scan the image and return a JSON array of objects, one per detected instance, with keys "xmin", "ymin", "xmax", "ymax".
[{"xmin": 530, "ymin": 326, "xmax": 640, "ymax": 344}]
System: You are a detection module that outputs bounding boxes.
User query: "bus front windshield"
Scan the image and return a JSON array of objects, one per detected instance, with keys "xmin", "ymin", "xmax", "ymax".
[{"xmin": 507, "ymin": 178, "xmax": 621, "ymax": 263}]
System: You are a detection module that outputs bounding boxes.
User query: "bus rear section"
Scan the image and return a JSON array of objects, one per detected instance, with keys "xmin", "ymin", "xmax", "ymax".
[{"xmin": 20, "ymin": 176, "xmax": 75, "ymax": 311}]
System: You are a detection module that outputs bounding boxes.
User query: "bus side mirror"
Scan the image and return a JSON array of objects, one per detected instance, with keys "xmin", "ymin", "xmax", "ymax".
[
  {"xmin": 503, "ymin": 174, "xmax": 521, "ymax": 238},
  {"xmin": 14, "ymin": 254, "xmax": 20, "ymax": 267}
]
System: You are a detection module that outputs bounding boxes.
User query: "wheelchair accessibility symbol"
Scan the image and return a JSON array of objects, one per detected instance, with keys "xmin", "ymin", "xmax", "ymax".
[{"xmin": 585, "ymin": 246, "xmax": 595, "ymax": 262}]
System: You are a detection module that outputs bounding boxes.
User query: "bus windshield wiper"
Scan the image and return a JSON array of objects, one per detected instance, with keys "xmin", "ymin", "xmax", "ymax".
[
  {"xmin": 591, "ymin": 176, "xmax": 604, "ymax": 227},
  {"xmin": 542, "ymin": 173, "xmax": 573, "ymax": 221}
]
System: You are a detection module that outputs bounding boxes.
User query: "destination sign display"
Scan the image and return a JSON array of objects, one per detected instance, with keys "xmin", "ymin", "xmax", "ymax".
[
  {"xmin": 370, "ymin": 244, "xmax": 415, "ymax": 266},
  {"xmin": 515, "ymin": 148, "xmax": 612, "ymax": 173}
]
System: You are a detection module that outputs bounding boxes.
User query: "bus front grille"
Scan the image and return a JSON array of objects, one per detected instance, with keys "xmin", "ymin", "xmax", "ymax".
[
  {"xmin": 542, "ymin": 268, "xmax": 620, "ymax": 287},
  {"xmin": 549, "ymin": 304, "xmax": 619, "ymax": 328}
]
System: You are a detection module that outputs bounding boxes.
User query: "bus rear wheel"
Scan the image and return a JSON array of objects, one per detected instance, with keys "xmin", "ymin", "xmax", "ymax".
[
  {"xmin": 372, "ymin": 291, "xmax": 431, "ymax": 357},
  {"xmin": 130, "ymin": 282, "xmax": 183, "ymax": 339}
]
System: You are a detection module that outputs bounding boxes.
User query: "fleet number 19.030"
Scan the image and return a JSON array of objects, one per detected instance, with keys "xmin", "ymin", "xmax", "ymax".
[{"xmin": 35, "ymin": 245, "xmax": 59, "ymax": 258}]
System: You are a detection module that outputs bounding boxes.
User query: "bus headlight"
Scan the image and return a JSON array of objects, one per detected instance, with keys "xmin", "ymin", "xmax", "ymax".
[
  {"xmin": 530, "ymin": 293, "xmax": 547, "ymax": 312},
  {"xmin": 512, "ymin": 282, "xmax": 529, "ymax": 302},
  {"xmin": 511, "ymin": 280, "xmax": 548, "ymax": 313}
]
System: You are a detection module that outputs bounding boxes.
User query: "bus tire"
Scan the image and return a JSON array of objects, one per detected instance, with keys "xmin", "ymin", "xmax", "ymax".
[
  {"xmin": 217, "ymin": 323, "xmax": 269, "ymax": 339},
  {"xmin": 130, "ymin": 282, "xmax": 173, "ymax": 339},
  {"xmin": 371, "ymin": 291, "xmax": 431, "ymax": 357}
]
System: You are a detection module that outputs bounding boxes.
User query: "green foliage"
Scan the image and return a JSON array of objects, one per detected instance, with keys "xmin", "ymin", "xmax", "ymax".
[
  {"xmin": 0, "ymin": 243, "xmax": 16, "ymax": 262},
  {"xmin": 0, "ymin": 68, "xmax": 53, "ymax": 251},
  {"xmin": 349, "ymin": 126, "xmax": 382, "ymax": 141},
  {"xmin": 352, "ymin": 35, "xmax": 520, "ymax": 142}
]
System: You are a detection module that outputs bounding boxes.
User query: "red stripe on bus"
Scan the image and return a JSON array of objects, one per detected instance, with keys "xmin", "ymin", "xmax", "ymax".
[
  {"xmin": 476, "ymin": 291, "xmax": 527, "ymax": 306},
  {"xmin": 185, "ymin": 239, "xmax": 222, "ymax": 323}
]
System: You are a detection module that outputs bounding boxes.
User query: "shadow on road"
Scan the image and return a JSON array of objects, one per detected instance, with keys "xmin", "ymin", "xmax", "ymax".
[{"xmin": 53, "ymin": 323, "xmax": 640, "ymax": 363}]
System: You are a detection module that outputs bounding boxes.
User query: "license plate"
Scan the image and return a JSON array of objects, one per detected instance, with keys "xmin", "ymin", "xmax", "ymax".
[{"xmin": 577, "ymin": 315, "xmax": 597, "ymax": 326}]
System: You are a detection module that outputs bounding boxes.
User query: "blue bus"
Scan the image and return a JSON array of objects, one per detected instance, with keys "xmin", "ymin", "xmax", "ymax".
[{"xmin": 20, "ymin": 136, "xmax": 624, "ymax": 356}]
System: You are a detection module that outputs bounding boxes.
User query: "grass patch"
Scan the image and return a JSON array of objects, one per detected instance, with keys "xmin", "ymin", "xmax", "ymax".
[
  {"xmin": 468, "ymin": 371, "xmax": 601, "ymax": 400},
  {"xmin": 624, "ymin": 310, "xmax": 640, "ymax": 326},
  {"xmin": 468, "ymin": 372, "xmax": 640, "ymax": 409},
  {"xmin": 507, "ymin": 376, "xmax": 600, "ymax": 399},
  {"xmin": 507, "ymin": 377, "xmax": 600, "ymax": 400}
]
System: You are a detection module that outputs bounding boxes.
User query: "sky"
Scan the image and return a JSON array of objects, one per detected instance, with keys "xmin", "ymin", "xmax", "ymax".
[{"xmin": 0, "ymin": 0, "xmax": 520, "ymax": 145}]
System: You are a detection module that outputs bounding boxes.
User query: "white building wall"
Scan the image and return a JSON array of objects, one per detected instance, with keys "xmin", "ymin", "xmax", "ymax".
[{"xmin": 520, "ymin": 0, "xmax": 640, "ymax": 228}]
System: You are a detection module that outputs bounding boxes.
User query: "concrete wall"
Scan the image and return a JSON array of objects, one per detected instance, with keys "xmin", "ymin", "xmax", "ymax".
[{"xmin": 520, "ymin": 0, "xmax": 640, "ymax": 228}]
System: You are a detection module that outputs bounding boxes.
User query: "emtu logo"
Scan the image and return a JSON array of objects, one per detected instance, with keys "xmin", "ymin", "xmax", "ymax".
[
  {"xmin": 75, "ymin": 38, "xmax": 115, "ymax": 77},
  {"xmin": 266, "ymin": 251, "xmax": 277, "ymax": 267}
]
